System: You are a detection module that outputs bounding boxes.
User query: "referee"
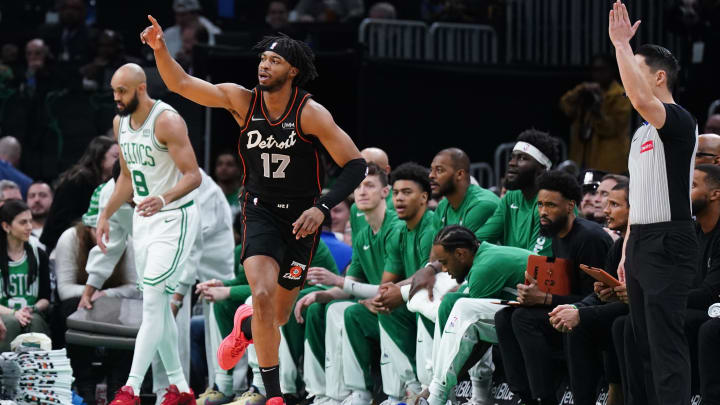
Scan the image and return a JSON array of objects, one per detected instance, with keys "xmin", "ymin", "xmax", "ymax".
[{"xmin": 609, "ymin": 2, "xmax": 698, "ymax": 405}]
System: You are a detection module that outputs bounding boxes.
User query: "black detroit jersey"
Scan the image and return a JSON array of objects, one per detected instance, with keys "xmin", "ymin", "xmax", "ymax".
[{"xmin": 238, "ymin": 87, "xmax": 324, "ymax": 200}]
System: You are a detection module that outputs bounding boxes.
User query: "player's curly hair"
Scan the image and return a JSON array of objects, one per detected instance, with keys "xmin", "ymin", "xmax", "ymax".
[
  {"xmin": 536, "ymin": 170, "xmax": 582, "ymax": 204},
  {"xmin": 516, "ymin": 129, "xmax": 561, "ymax": 168},
  {"xmin": 390, "ymin": 162, "xmax": 431, "ymax": 201},
  {"xmin": 433, "ymin": 225, "xmax": 479, "ymax": 253},
  {"xmin": 253, "ymin": 34, "xmax": 319, "ymax": 87}
]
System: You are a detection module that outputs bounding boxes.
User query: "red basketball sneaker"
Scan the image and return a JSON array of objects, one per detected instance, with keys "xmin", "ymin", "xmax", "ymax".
[
  {"xmin": 161, "ymin": 385, "xmax": 196, "ymax": 405},
  {"xmin": 265, "ymin": 397, "xmax": 285, "ymax": 405},
  {"xmin": 109, "ymin": 386, "xmax": 140, "ymax": 405},
  {"xmin": 217, "ymin": 304, "xmax": 254, "ymax": 370}
]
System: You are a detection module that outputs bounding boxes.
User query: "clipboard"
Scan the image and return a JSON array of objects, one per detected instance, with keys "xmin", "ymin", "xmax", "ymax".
[
  {"xmin": 579, "ymin": 264, "xmax": 621, "ymax": 287},
  {"xmin": 526, "ymin": 255, "xmax": 572, "ymax": 296}
]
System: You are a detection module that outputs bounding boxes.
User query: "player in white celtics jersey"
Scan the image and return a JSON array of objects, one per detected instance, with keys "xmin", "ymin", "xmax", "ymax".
[{"xmin": 97, "ymin": 63, "xmax": 202, "ymax": 405}]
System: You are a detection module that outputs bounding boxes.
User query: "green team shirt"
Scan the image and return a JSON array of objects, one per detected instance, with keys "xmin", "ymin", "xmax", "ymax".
[
  {"xmin": 434, "ymin": 184, "xmax": 500, "ymax": 233},
  {"xmin": 350, "ymin": 194, "xmax": 394, "ymax": 232},
  {"xmin": 346, "ymin": 209, "xmax": 401, "ymax": 285},
  {"xmin": 0, "ymin": 254, "xmax": 38, "ymax": 309},
  {"xmin": 457, "ymin": 242, "xmax": 530, "ymax": 300},
  {"xmin": 387, "ymin": 209, "xmax": 438, "ymax": 279},
  {"xmin": 474, "ymin": 189, "xmax": 552, "ymax": 256},
  {"xmin": 225, "ymin": 239, "xmax": 339, "ymax": 300}
]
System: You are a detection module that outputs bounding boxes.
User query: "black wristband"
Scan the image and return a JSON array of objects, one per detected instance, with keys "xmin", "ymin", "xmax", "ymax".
[{"xmin": 313, "ymin": 202, "xmax": 331, "ymax": 220}]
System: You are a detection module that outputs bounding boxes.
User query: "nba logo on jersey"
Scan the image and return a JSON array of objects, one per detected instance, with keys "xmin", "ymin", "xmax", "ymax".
[
  {"xmin": 142, "ymin": 129, "xmax": 151, "ymax": 137},
  {"xmin": 284, "ymin": 261, "xmax": 306, "ymax": 280}
]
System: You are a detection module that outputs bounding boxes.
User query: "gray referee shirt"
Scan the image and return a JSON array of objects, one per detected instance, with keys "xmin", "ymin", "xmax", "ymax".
[{"xmin": 628, "ymin": 103, "xmax": 697, "ymax": 225}]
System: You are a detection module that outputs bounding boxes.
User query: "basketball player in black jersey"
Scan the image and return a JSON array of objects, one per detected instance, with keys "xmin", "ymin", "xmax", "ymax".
[{"xmin": 141, "ymin": 16, "xmax": 366, "ymax": 405}]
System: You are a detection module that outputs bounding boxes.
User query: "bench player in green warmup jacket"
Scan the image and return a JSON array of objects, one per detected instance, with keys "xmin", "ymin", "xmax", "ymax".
[
  {"xmin": 342, "ymin": 163, "xmax": 438, "ymax": 405},
  {"xmin": 425, "ymin": 226, "xmax": 531, "ymax": 405},
  {"xmin": 197, "ymin": 238, "xmax": 338, "ymax": 405},
  {"xmin": 293, "ymin": 163, "xmax": 400, "ymax": 405}
]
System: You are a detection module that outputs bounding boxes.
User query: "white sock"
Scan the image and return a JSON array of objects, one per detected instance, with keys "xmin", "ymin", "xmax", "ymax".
[
  {"xmin": 127, "ymin": 286, "xmax": 190, "ymax": 394},
  {"xmin": 127, "ymin": 286, "xmax": 169, "ymax": 394},
  {"xmin": 215, "ymin": 373, "xmax": 234, "ymax": 397},
  {"xmin": 157, "ymin": 293, "xmax": 190, "ymax": 393}
]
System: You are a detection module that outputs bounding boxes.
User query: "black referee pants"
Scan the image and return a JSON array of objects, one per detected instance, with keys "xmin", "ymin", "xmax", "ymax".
[
  {"xmin": 625, "ymin": 221, "xmax": 697, "ymax": 405},
  {"xmin": 699, "ymin": 318, "xmax": 720, "ymax": 405}
]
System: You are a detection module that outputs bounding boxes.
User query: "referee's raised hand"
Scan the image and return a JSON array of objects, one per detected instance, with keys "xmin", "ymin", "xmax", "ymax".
[
  {"xmin": 140, "ymin": 15, "xmax": 165, "ymax": 50},
  {"xmin": 608, "ymin": 0, "xmax": 640, "ymax": 46}
]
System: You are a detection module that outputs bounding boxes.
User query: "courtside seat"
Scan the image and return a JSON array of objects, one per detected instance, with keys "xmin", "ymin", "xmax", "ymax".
[{"xmin": 65, "ymin": 297, "xmax": 143, "ymax": 348}]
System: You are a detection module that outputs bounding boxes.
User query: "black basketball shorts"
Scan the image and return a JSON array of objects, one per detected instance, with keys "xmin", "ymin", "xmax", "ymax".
[{"xmin": 239, "ymin": 192, "xmax": 320, "ymax": 290}]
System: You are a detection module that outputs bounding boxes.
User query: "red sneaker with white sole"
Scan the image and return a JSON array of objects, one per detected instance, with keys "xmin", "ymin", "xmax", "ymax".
[{"xmin": 217, "ymin": 304, "xmax": 254, "ymax": 370}]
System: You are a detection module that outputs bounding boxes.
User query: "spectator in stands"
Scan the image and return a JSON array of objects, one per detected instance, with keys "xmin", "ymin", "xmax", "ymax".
[
  {"xmin": 55, "ymin": 204, "xmax": 137, "ymax": 402},
  {"xmin": 330, "ymin": 198, "xmax": 351, "ymax": 241},
  {"xmin": 164, "ymin": 0, "xmax": 221, "ymax": 58},
  {"xmin": 40, "ymin": 136, "xmax": 119, "ymax": 253},
  {"xmin": 176, "ymin": 25, "xmax": 208, "ymax": 74},
  {"xmin": 319, "ymin": 202, "xmax": 353, "ymax": 272},
  {"xmin": 40, "ymin": 0, "xmax": 91, "ymax": 69},
  {"xmin": 0, "ymin": 200, "xmax": 50, "ymax": 352},
  {"xmin": 561, "ymin": 54, "xmax": 632, "ymax": 174},
  {"xmin": 213, "ymin": 151, "xmax": 242, "ymax": 218},
  {"xmin": 292, "ymin": 0, "xmax": 365, "ymax": 22},
  {"xmin": 0, "ymin": 136, "xmax": 32, "ymax": 196},
  {"xmin": 495, "ymin": 170, "xmax": 612, "ymax": 405},
  {"xmin": 549, "ymin": 181, "xmax": 629, "ymax": 405},
  {"xmin": 80, "ymin": 30, "xmax": 143, "ymax": 92},
  {"xmin": 706, "ymin": 113, "xmax": 720, "ymax": 134},
  {"xmin": 26, "ymin": 181, "xmax": 53, "ymax": 241},
  {"xmin": 580, "ymin": 169, "xmax": 605, "ymax": 224},
  {"xmin": 266, "ymin": 1, "xmax": 291, "ymax": 31},
  {"xmin": 368, "ymin": 2, "xmax": 397, "ymax": 19},
  {"xmin": 21, "ymin": 38, "xmax": 59, "ymax": 98},
  {"xmin": 696, "ymin": 133, "xmax": 720, "ymax": 165},
  {"xmin": 0, "ymin": 180, "xmax": 22, "ymax": 204}
]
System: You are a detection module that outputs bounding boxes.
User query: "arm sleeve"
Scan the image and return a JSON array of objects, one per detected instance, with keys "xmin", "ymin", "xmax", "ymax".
[
  {"xmin": 342, "ymin": 278, "xmax": 379, "ymax": 298},
  {"xmin": 474, "ymin": 200, "xmax": 505, "ymax": 244},
  {"xmin": 316, "ymin": 158, "xmax": 366, "ymax": 217},
  {"xmin": 54, "ymin": 228, "xmax": 86, "ymax": 301}
]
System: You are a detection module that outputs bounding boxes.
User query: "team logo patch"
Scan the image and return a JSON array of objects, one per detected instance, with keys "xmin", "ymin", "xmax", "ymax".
[
  {"xmin": 640, "ymin": 140, "xmax": 654, "ymax": 153},
  {"xmin": 283, "ymin": 261, "xmax": 306, "ymax": 280}
]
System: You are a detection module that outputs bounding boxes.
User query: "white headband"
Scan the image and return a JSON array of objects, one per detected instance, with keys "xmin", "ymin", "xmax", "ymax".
[{"xmin": 513, "ymin": 141, "xmax": 552, "ymax": 170}]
